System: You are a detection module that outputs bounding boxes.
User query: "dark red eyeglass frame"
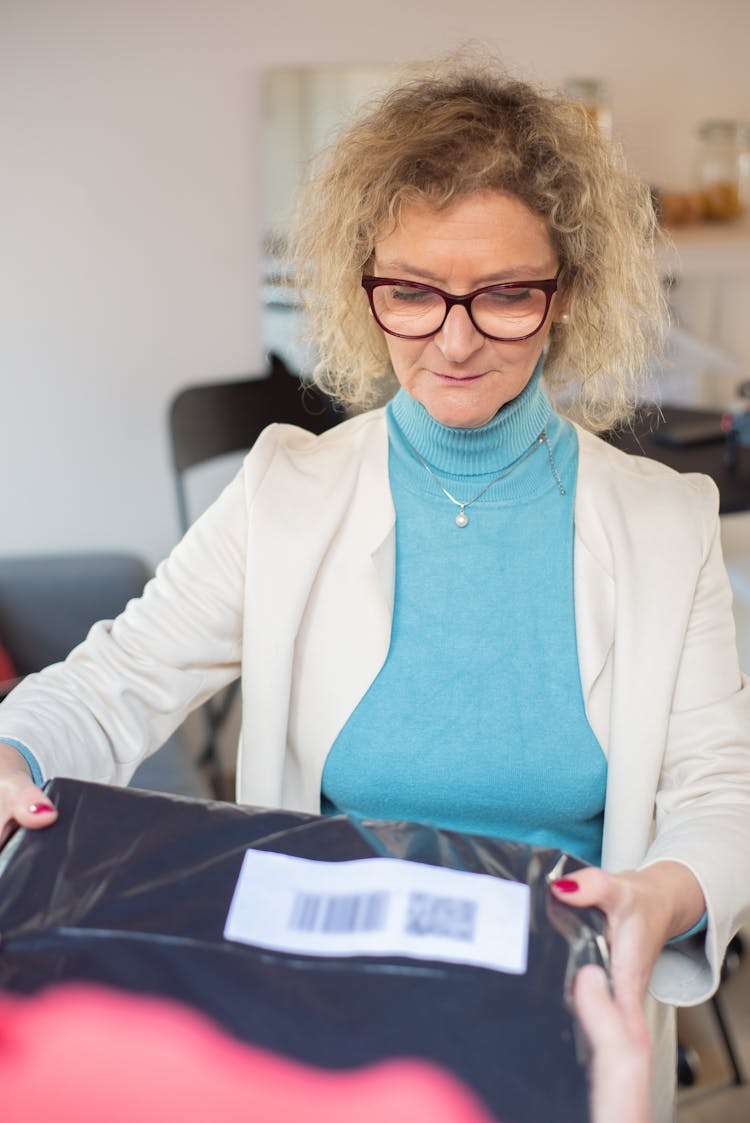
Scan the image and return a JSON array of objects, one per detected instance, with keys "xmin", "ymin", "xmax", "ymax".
[{"xmin": 361, "ymin": 268, "xmax": 562, "ymax": 342}]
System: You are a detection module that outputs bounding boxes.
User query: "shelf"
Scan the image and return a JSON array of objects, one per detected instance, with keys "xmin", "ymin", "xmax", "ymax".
[{"xmin": 658, "ymin": 220, "xmax": 750, "ymax": 279}]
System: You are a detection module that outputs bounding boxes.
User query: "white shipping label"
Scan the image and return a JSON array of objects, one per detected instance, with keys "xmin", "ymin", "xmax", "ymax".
[{"xmin": 224, "ymin": 851, "xmax": 529, "ymax": 975}]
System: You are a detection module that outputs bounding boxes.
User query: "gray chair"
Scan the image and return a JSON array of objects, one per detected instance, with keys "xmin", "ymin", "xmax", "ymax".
[{"xmin": 0, "ymin": 553, "xmax": 207, "ymax": 798}]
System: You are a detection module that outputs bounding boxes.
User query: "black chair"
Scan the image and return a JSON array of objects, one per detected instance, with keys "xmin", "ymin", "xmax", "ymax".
[
  {"xmin": 167, "ymin": 352, "xmax": 342, "ymax": 799},
  {"xmin": 169, "ymin": 351, "xmax": 341, "ymax": 530}
]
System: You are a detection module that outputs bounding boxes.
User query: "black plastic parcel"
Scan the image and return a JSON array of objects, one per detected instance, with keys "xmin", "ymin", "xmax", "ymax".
[{"xmin": 0, "ymin": 778, "xmax": 606, "ymax": 1123}]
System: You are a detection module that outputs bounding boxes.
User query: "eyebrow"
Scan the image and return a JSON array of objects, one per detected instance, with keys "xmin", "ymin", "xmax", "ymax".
[{"xmin": 372, "ymin": 258, "xmax": 557, "ymax": 286}]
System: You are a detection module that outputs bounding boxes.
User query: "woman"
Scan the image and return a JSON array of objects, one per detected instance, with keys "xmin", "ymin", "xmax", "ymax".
[{"xmin": 1, "ymin": 58, "xmax": 748, "ymax": 1121}]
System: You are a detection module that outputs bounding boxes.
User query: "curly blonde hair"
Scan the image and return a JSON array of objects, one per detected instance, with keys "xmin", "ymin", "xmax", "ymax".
[{"xmin": 290, "ymin": 56, "xmax": 666, "ymax": 431}]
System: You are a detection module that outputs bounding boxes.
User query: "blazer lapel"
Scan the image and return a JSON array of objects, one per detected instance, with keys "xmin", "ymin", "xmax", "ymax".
[
  {"xmin": 281, "ymin": 413, "xmax": 396, "ymax": 809},
  {"xmin": 573, "ymin": 432, "xmax": 617, "ymax": 755}
]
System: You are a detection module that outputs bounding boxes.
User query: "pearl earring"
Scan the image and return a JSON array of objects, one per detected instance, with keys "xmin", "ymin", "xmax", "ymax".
[{"xmin": 559, "ymin": 312, "xmax": 570, "ymax": 325}]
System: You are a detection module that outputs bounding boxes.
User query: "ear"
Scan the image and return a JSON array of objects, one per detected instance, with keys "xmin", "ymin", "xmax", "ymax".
[
  {"xmin": 551, "ymin": 271, "xmax": 570, "ymax": 324},
  {"xmin": 551, "ymin": 287, "xmax": 570, "ymax": 325},
  {"xmin": 550, "ymin": 300, "xmax": 570, "ymax": 325}
]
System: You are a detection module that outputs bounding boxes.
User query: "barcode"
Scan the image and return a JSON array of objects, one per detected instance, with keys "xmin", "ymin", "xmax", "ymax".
[
  {"xmin": 288, "ymin": 891, "xmax": 390, "ymax": 934},
  {"xmin": 405, "ymin": 892, "xmax": 477, "ymax": 942}
]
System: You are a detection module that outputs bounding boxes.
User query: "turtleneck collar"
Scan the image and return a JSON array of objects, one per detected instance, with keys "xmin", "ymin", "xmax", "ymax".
[{"xmin": 388, "ymin": 355, "xmax": 552, "ymax": 478}]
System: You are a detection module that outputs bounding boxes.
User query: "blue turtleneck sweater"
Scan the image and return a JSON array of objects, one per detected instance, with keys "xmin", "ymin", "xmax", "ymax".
[{"xmin": 321, "ymin": 362, "xmax": 607, "ymax": 865}]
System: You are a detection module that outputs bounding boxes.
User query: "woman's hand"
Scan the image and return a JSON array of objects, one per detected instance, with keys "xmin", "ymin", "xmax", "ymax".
[
  {"xmin": 574, "ymin": 963, "xmax": 652, "ymax": 1123},
  {"xmin": 552, "ymin": 861, "xmax": 705, "ymax": 1038},
  {"xmin": 0, "ymin": 742, "xmax": 57, "ymax": 847}
]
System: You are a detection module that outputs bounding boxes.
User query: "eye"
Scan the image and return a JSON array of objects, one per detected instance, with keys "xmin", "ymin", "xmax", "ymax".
[
  {"xmin": 485, "ymin": 286, "xmax": 534, "ymax": 305},
  {"xmin": 388, "ymin": 285, "xmax": 434, "ymax": 304}
]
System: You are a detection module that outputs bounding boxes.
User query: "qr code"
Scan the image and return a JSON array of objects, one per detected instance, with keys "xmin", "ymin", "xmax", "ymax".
[{"xmin": 404, "ymin": 892, "xmax": 477, "ymax": 942}]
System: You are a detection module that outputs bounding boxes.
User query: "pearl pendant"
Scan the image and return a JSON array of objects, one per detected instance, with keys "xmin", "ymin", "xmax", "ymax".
[{"xmin": 455, "ymin": 510, "xmax": 469, "ymax": 528}]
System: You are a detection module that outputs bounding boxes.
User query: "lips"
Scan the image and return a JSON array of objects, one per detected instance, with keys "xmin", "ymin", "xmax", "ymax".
[{"xmin": 433, "ymin": 372, "xmax": 485, "ymax": 383}]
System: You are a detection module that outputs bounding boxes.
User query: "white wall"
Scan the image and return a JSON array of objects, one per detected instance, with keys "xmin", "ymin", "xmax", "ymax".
[{"xmin": 3, "ymin": 0, "xmax": 749, "ymax": 566}]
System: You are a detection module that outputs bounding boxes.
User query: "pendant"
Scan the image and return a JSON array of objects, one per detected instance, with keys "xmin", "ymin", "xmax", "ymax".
[{"xmin": 455, "ymin": 510, "xmax": 469, "ymax": 528}]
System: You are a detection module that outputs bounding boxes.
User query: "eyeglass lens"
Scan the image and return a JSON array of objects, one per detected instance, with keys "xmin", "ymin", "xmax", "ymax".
[{"xmin": 371, "ymin": 283, "xmax": 550, "ymax": 340}]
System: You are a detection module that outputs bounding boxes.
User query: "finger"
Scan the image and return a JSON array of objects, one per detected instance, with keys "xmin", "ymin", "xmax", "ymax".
[
  {"xmin": 550, "ymin": 866, "xmax": 615, "ymax": 910},
  {"xmin": 609, "ymin": 960, "xmax": 652, "ymax": 1048},
  {"xmin": 574, "ymin": 965, "xmax": 652, "ymax": 1123},
  {"xmin": 574, "ymin": 965, "xmax": 624, "ymax": 1050},
  {"xmin": 9, "ymin": 783, "xmax": 58, "ymax": 830},
  {"xmin": 575, "ymin": 964, "xmax": 650, "ymax": 1053}
]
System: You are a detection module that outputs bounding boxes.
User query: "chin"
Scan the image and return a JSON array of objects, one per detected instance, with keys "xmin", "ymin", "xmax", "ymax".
[
  {"xmin": 421, "ymin": 393, "xmax": 505, "ymax": 430},
  {"xmin": 440, "ymin": 410, "xmax": 496, "ymax": 429},
  {"xmin": 412, "ymin": 374, "xmax": 520, "ymax": 429}
]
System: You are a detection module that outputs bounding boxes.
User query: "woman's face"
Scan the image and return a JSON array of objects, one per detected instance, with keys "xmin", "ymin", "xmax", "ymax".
[{"xmin": 371, "ymin": 191, "xmax": 563, "ymax": 428}]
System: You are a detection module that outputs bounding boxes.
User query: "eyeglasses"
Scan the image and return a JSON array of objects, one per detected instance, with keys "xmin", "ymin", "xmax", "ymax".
[{"xmin": 361, "ymin": 269, "xmax": 561, "ymax": 343}]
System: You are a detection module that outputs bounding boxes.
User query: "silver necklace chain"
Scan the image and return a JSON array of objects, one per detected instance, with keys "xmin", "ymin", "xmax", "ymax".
[{"xmin": 404, "ymin": 426, "xmax": 565, "ymax": 527}]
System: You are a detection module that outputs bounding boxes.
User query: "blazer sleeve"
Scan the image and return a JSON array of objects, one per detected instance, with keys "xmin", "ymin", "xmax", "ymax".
[
  {"xmin": 641, "ymin": 478, "xmax": 750, "ymax": 1005},
  {"xmin": 0, "ymin": 464, "xmax": 253, "ymax": 786}
]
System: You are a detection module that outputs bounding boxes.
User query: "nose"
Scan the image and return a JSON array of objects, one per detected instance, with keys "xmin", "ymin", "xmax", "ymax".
[{"xmin": 434, "ymin": 303, "xmax": 485, "ymax": 363}]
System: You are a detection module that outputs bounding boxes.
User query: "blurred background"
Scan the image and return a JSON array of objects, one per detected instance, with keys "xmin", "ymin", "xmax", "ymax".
[
  {"xmin": 2, "ymin": 4, "xmax": 750, "ymax": 1116},
  {"xmin": 2, "ymin": 0, "xmax": 749, "ymax": 567}
]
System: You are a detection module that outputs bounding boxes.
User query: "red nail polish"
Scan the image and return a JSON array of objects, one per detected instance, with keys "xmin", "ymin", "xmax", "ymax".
[
  {"xmin": 552, "ymin": 878, "xmax": 579, "ymax": 893},
  {"xmin": 28, "ymin": 802, "xmax": 54, "ymax": 815}
]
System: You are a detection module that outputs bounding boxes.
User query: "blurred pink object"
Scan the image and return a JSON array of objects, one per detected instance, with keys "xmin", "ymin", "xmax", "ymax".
[{"xmin": 0, "ymin": 983, "xmax": 496, "ymax": 1123}]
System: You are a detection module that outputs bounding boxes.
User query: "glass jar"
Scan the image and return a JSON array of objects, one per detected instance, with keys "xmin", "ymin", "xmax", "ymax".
[
  {"xmin": 697, "ymin": 119, "xmax": 750, "ymax": 220},
  {"xmin": 563, "ymin": 78, "xmax": 612, "ymax": 140}
]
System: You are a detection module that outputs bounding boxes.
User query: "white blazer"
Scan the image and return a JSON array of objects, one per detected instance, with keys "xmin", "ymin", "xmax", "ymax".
[{"xmin": 4, "ymin": 407, "xmax": 750, "ymax": 1117}]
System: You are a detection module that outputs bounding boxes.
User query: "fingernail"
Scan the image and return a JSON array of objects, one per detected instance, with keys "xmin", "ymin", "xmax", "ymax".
[
  {"xmin": 552, "ymin": 878, "xmax": 580, "ymax": 893},
  {"xmin": 28, "ymin": 802, "xmax": 55, "ymax": 815}
]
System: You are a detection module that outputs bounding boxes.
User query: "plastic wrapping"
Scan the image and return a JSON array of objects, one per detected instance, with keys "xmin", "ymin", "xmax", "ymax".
[{"xmin": 0, "ymin": 778, "xmax": 606, "ymax": 1123}]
